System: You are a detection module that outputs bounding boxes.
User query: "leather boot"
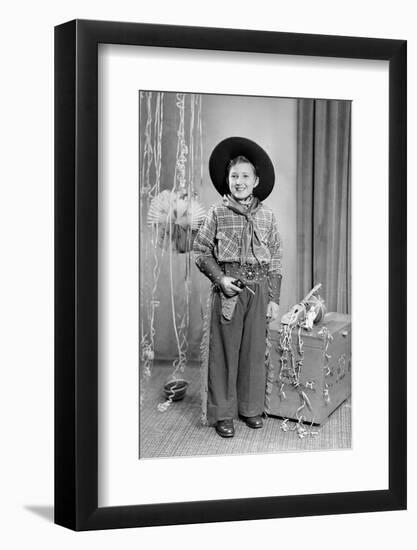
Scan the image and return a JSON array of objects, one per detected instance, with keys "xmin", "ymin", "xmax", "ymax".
[
  {"xmin": 241, "ymin": 415, "xmax": 263, "ymax": 429},
  {"xmin": 215, "ymin": 419, "xmax": 235, "ymax": 438}
]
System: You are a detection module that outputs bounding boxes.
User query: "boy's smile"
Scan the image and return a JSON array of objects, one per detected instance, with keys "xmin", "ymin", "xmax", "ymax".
[{"xmin": 228, "ymin": 162, "xmax": 259, "ymax": 201}]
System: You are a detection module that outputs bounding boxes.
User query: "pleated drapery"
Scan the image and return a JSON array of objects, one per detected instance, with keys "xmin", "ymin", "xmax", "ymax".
[{"xmin": 297, "ymin": 99, "xmax": 351, "ymax": 313}]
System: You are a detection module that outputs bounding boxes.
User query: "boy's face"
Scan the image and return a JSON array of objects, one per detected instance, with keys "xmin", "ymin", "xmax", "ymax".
[{"xmin": 227, "ymin": 161, "xmax": 259, "ymax": 201}]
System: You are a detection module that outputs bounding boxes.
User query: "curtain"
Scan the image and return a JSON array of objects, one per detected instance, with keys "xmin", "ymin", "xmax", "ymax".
[{"xmin": 297, "ymin": 99, "xmax": 351, "ymax": 313}]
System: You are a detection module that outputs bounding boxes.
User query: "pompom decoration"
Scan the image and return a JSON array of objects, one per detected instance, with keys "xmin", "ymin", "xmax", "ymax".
[{"xmin": 147, "ymin": 189, "xmax": 206, "ymax": 253}]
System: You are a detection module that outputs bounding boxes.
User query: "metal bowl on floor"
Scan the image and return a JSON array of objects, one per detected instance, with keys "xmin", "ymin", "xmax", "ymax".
[{"xmin": 163, "ymin": 379, "xmax": 189, "ymax": 401}]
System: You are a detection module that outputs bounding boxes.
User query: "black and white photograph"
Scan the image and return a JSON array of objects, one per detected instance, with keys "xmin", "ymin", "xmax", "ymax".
[{"xmin": 139, "ymin": 91, "xmax": 352, "ymax": 458}]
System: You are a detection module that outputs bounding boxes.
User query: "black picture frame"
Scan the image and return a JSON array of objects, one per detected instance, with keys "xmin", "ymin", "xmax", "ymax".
[{"xmin": 54, "ymin": 19, "xmax": 407, "ymax": 531}]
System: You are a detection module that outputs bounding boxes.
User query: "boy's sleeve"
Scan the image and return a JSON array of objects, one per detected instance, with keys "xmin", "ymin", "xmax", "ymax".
[
  {"xmin": 193, "ymin": 206, "xmax": 224, "ymax": 287},
  {"xmin": 267, "ymin": 213, "xmax": 283, "ymax": 304}
]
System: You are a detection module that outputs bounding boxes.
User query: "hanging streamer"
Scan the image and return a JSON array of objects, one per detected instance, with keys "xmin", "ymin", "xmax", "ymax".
[
  {"xmin": 151, "ymin": 93, "xmax": 205, "ymax": 412},
  {"xmin": 139, "ymin": 92, "xmax": 205, "ymax": 413},
  {"xmin": 139, "ymin": 92, "xmax": 165, "ymax": 407},
  {"xmin": 147, "ymin": 94, "xmax": 205, "ymax": 254},
  {"xmin": 271, "ymin": 285, "xmax": 327, "ymax": 438}
]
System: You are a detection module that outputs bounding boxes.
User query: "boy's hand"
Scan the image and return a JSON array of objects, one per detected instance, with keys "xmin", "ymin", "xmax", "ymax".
[
  {"xmin": 266, "ymin": 301, "xmax": 279, "ymax": 321},
  {"xmin": 220, "ymin": 276, "xmax": 244, "ymax": 297}
]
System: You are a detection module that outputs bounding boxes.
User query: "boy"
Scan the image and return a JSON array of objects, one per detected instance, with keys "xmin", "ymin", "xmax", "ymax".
[{"xmin": 193, "ymin": 137, "xmax": 282, "ymax": 438}]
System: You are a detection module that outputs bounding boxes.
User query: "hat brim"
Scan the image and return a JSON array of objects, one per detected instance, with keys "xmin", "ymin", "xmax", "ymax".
[{"xmin": 209, "ymin": 137, "xmax": 275, "ymax": 201}]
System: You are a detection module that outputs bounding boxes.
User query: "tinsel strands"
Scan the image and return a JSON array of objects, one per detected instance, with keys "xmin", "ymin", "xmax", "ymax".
[
  {"xmin": 198, "ymin": 95, "xmax": 203, "ymax": 187},
  {"xmin": 139, "ymin": 92, "xmax": 154, "ymax": 380},
  {"xmin": 149, "ymin": 92, "xmax": 164, "ymax": 362},
  {"xmin": 278, "ymin": 315, "xmax": 319, "ymax": 438},
  {"xmin": 169, "ymin": 93, "xmax": 203, "ymax": 382},
  {"xmin": 140, "ymin": 92, "xmax": 164, "ymax": 407},
  {"xmin": 166, "ymin": 93, "xmax": 188, "ymax": 385}
]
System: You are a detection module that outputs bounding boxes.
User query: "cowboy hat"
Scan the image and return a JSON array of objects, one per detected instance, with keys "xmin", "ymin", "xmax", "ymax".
[{"xmin": 208, "ymin": 137, "xmax": 275, "ymax": 201}]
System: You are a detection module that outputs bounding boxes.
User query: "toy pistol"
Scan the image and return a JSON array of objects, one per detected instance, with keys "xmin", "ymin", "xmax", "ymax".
[{"xmin": 232, "ymin": 279, "xmax": 255, "ymax": 295}]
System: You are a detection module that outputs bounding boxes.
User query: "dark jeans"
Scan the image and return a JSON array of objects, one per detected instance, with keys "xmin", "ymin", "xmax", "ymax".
[{"xmin": 206, "ymin": 282, "xmax": 268, "ymax": 425}]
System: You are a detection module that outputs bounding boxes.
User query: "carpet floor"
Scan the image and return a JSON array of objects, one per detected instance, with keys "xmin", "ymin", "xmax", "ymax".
[{"xmin": 140, "ymin": 363, "xmax": 351, "ymax": 459}]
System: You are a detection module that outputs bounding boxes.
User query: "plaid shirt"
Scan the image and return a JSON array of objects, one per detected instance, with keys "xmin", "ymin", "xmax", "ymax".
[{"xmin": 193, "ymin": 200, "xmax": 283, "ymax": 275}]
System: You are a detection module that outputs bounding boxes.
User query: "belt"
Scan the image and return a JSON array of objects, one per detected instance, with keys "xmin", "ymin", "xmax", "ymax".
[{"xmin": 221, "ymin": 262, "xmax": 269, "ymax": 284}]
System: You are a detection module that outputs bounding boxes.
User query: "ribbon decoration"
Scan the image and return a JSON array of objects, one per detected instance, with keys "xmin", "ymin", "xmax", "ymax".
[
  {"xmin": 156, "ymin": 93, "xmax": 205, "ymax": 412},
  {"xmin": 139, "ymin": 92, "xmax": 205, "ymax": 412},
  {"xmin": 273, "ymin": 285, "xmax": 330, "ymax": 439},
  {"xmin": 140, "ymin": 92, "xmax": 164, "ymax": 407}
]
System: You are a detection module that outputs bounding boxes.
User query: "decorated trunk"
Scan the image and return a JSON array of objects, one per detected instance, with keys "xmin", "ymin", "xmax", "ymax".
[{"xmin": 265, "ymin": 312, "xmax": 351, "ymax": 425}]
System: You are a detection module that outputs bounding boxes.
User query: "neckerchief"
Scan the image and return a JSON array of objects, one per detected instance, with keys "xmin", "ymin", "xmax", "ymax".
[{"xmin": 223, "ymin": 194, "xmax": 263, "ymax": 264}]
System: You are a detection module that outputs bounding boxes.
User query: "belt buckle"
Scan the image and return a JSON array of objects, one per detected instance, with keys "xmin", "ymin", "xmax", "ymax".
[{"xmin": 245, "ymin": 266, "xmax": 255, "ymax": 281}]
